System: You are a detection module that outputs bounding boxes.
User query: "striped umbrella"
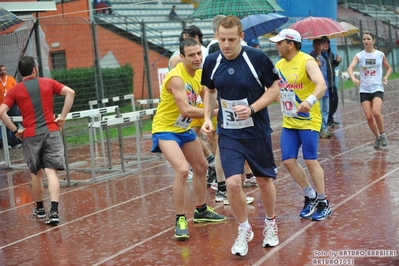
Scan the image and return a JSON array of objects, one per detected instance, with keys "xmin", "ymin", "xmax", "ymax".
[
  {"xmin": 0, "ymin": 7, "xmax": 23, "ymax": 31},
  {"xmin": 190, "ymin": 0, "xmax": 284, "ymax": 20}
]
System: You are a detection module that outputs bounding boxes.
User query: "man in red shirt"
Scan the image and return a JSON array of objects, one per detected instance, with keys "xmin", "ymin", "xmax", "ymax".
[{"xmin": 0, "ymin": 56, "xmax": 75, "ymax": 225}]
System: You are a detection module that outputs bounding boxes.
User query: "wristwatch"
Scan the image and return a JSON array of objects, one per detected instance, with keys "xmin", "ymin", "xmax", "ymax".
[{"xmin": 13, "ymin": 129, "xmax": 18, "ymax": 135}]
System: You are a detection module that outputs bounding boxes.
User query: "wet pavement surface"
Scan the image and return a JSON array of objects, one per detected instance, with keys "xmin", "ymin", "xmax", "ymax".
[{"xmin": 0, "ymin": 84, "xmax": 398, "ymax": 265}]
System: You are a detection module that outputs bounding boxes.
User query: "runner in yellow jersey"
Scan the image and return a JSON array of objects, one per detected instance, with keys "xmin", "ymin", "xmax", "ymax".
[
  {"xmin": 151, "ymin": 38, "xmax": 225, "ymax": 240},
  {"xmin": 270, "ymin": 29, "xmax": 332, "ymax": 221}
]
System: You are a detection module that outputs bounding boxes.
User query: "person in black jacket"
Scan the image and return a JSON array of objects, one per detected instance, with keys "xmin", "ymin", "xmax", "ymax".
[{"xmin": 321, "ymin": 36, "xmax": 341, "ymax": 127}]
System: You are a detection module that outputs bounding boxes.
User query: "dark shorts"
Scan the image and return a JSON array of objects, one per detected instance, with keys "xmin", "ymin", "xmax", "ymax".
[
  {"xmin": 280, "ymin": 128, "xmax": 319, "ymax": 161},
  {"xmin": 151, "ymin": 129, "xmax": 197, "ymax": 153},
  {"xmin": 218, "ymin": 135, "xmax": 277, "ymax": 179},
  {"xmin": 22, "ymin": 131, "xmax": 66, "ymax": 175},
  {"xmin": 360, "ymin": 91, "xmax": 384, "ymax": 103}
]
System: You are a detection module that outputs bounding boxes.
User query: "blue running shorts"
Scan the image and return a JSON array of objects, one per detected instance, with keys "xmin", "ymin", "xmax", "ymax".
[
  {"xmin": 280, "ymin": 128, "xmax": 319, "ymax": 161},
  {"xmin": 218, "ymin": 134, "xmax": 277, "ymax": 179},
  {"xmin": 151, "ymin": 129, "xmax": 197, "ymax": 153}
]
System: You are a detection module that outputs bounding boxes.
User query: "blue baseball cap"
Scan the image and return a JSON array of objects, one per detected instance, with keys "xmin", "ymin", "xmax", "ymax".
[{"xmin": 247, "ymin": 38, "xmax": 260, "ymax": 47}]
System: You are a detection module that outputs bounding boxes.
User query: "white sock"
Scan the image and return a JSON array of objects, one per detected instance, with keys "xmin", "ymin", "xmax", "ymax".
[
  {"xmin": 239, "ymin": 220, "xmax": 251, "ymax": 230},
  {"xmin": 265, "ymin": 215, "xmax": 276, "ymax": 227}
]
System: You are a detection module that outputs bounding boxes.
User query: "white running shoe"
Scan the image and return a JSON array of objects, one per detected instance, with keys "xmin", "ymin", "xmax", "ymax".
[
  {"xmin": 243, "ymin": 176, "xmax": 258, "ymax": 187},
  {"xmin": 210, "ymin": 181, "xmax": 218, "ymax": 191},
  {"xmin": 231, "ymin": 227, "xmax": 254, "ymax": 256},
  {"xmin": 223, "ymin": 196, "xmax": 254, "ymax": 205},
  {"xmin": 215, "ymin": 191, "xmax": 227, "ymax": 202},
  {"xmin": 262, "ymin": 224, "xmax": 279, "ymax": 247}
]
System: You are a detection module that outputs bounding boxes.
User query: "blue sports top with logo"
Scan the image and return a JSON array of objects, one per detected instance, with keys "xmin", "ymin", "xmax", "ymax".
[{"xmin": 201, "ymin": 46, "xmax": 279, "ymax": 139}]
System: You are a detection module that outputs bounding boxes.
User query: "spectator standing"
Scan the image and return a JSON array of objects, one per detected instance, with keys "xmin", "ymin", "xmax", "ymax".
[
  {"xmin": 321, "ymin": 36, "xmax": 341, "ymax": 127},
  {"xmin": 0, "ymin": 64, "xmax": 21, "ymax": 149},
  {"xmin": 309, "ymin": 38, "xmax": 331, "ymax": 138},
  {"xmin": 269, "ymin": 29, "xmax": 331, "ymax": 221},
  {"xmin": 347, "ymin": 32, "xmax": 392, "ymax": 148},
  {"xmin": 0, "ymin": 56, "xmax": 75, "ymax": 225}
]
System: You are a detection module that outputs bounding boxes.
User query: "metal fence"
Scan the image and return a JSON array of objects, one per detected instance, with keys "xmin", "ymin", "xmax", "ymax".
[{"xmin": 0, "ymin": 13, "xmax": 170, "ymax": 139}]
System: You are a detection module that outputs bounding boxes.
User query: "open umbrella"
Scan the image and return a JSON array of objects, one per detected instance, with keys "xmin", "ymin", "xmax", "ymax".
[
  {"xmin": 190, "ymin": 0, "xmax": 284, "ymax": 20},
  {"xmin": 339, "ymin": 21, "xmax": 359, "ymax": 37},
  {"xmin": 0, "ymin": 7, "xmax": 23, "ymax": 31},
  {"xmin": 241, "ymin": 13, "xmax": 288, "ymax": 42},
  {"xmin": 289, "ymin": 16, "xmax": 347, "ymax": 39}
]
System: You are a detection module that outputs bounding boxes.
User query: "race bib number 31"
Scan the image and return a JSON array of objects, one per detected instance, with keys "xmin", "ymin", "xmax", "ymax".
[{"xmin": 220, "ymin": 98, "xmax": 254, "ymax": 129}]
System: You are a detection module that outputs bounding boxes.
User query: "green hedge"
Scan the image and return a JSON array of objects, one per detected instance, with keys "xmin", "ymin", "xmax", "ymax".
[{"xmin": 51, "ymin": 64, "xmax": 134, "ymax": 113}]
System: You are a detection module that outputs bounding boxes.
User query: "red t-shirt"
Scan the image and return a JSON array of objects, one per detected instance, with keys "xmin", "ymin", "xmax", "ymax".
[{"xmin": 3, "ymin": 77, "xmax": 64, "ymax": 137}]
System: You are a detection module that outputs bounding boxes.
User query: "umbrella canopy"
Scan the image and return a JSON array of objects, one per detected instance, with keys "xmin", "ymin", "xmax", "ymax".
[
  {"xmin": 289, "ymin": 16, "xmax": 347, "ymax": 39},
  {"xmin": 241, "ymin": 13, "xmax": 288, "ymax": 42},
  {"xmin": 190, "ymin": 0, "xmax": 284, "ymax": 20},
  {"xmin": 0, "ymin": 7, "xmax": 24, "ymax": 31},
  {"xmin": 339, "ymin": 21, "xmax": 359, "ymax": 37}
]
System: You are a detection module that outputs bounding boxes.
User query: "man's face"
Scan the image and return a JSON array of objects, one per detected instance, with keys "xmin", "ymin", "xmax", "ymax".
[
  {"xmin": 181, "ymin": 44, "xmax": 202, "ymax": 71},
  {"xmin": 217, "ymin": 26, "xmax": 243, "ymax": 60},
  {"xmin": 313, "ymin": 42, "xmax": 322, "ymax": 55},
  {"xmin": 0, "ymin": 66, "xmax": 6, "ymax": 76},
  {"xmin": 275, "ymin": 40, "xmax": 290, "ymax": 59}
]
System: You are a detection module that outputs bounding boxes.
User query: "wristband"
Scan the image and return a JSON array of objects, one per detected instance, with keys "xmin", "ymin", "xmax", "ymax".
[
  {"xmin": 249, "ymin": 105, "xmax": 255, "ymax": 117},
  {"xmin": 13, "ymin": 129, "xmax": 18, "ymax": 135},
  {"xmin": 305, "ymin": 95, "xmax": 317, "ymax": 107}
]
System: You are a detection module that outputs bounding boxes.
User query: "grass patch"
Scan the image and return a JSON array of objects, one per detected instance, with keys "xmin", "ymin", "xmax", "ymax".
[{"xmin": 66, "ymin": 120, "xmax": 153, "ymax": 147}]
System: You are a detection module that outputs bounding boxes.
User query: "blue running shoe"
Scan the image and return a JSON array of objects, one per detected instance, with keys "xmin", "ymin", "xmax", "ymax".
[
  {"xmin": 175, "ymin": 216, "xmax": 189, "ymax": 240},
  {"xmin": 193, "ymin": 206, "xmax": 226, "ymax": 223},
  {"xmin": 312, "ymin": 200, "xmax": 332, "ymax": 221},
  {"xmin": 300, "ymin": 196, "xmax": 318, "ymax": 218}
]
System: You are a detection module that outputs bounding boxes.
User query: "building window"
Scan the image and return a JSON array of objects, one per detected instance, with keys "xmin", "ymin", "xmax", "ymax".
[{"xmin": 51, "ymin": 50, "xmax": 67, "ymax": 70}]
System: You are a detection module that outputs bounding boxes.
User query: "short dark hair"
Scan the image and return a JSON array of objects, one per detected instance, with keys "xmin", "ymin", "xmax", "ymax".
[
  {"xmin": 182, "ymin": 25, "xmax": 204, "ymax": 45},
  {"xmin": 313, "ymin": 38, "xmax": 322, "ymax": 45},
  {"xmin": 285, "ymin": 39, "xmax": 302, "ymax": 51},
  {"xmin": 179, "ymin": 38, "xmax": 200, "ymax": 56},
  {"xmin": 18, "ymin": 56, "xmax": 37, "ymax": 77}
]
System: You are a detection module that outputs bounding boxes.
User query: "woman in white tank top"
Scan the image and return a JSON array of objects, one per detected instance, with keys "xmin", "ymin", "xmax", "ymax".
[{"xmin": 347, "ymin": 32, "xmax": 392, "ymax": 149}]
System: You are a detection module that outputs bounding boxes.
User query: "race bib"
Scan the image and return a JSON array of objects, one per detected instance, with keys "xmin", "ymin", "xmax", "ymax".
[
  {"xmin": 174, "ymin": 114, "xmax": 192, "ymax": 129},
  {"xmin": 280, "ymin": 90, "xmax": 298, "ymax": 117},
  {"xmin": 220, "ymin": 98, "xmax": 254, "ymax": 129}
]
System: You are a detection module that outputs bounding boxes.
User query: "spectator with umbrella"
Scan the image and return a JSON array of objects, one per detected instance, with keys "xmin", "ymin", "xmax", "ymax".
[{"xmin": 320, "ymin": 36, "xmax": 341, "ymax": 128}]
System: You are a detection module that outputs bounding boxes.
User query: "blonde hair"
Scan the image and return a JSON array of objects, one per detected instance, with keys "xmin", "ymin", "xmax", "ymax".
[{"xmin": 218, "ymin": 16, "xmax": 242, "ymax": 35}]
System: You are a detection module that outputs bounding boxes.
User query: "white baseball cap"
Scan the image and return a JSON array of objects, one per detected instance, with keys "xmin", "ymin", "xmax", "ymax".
[{"xmin": 269, "ymin": 29, "xmax": 302, "ymax": 43}]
